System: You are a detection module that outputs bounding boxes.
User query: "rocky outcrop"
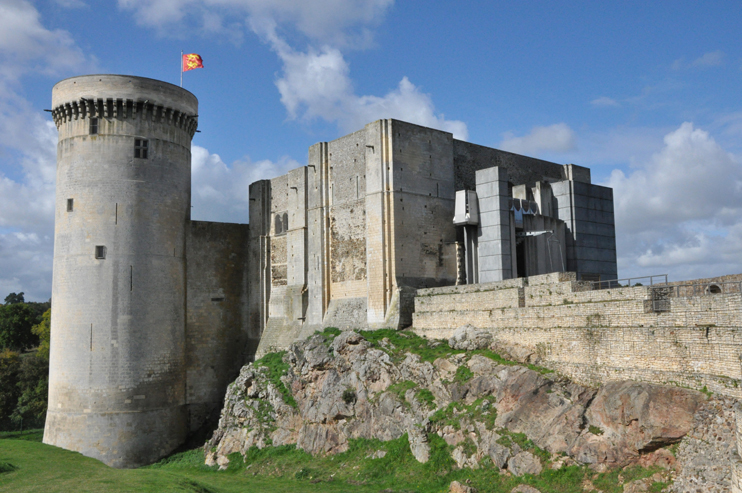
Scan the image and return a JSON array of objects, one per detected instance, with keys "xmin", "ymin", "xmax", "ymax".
[{"xmin": 205, "ymin": 327, "xmax": 706, "ymax": 476}]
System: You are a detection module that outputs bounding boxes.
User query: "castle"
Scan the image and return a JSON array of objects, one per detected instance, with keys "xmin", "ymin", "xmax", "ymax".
[{"xmin": 44, "ymin": 74, "xmax": 622, "ymax": 467}]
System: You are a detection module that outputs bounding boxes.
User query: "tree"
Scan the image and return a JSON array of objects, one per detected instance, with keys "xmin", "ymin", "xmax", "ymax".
[
  {"xmin": 0, "ymin": 304, "xmax": 39, "ymax": 351},
  {"xmin": 0, "ymin": 349, "xmax": 20, "ymax": 429},
  {"xmin": 3, "ymin": 292, "xmax": 25, "ymax": 305},
  {"xmin": 32, "ymin": 309, "xmax": 51, "ymax": 361},
  {"xmin": 11, "ymin": 354, "xmax": 48, "ymax": 426}
]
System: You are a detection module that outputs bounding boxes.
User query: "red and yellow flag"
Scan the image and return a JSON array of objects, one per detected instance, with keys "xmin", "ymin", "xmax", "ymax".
[{"xmin": 182, "ymin": 54, "xmax": 204, "ymax": 72}]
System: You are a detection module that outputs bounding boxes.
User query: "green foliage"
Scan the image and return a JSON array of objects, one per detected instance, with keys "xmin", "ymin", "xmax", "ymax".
[
  {"xmin": 592, "ymin": 465, "xmax": 664, "ymax": 492},
  {"xmin": 0, "ymin": 349, "xmax": 21, "ymax": 429},
  {"xmin": 0, "ymin": 428, "xmax": 44, "ymax": 441},
  {"xmin": 473, "ymin": 348, "xmax": 554, "ymax": 375},
  {"xmin": 415, "ymin": 388, "xmax": 436, "ymax": 410},
  {"xmin": 320, "ymin": 327, "xmax": 341, "ymax": 338},
  {"xmin": 32, "ymin": 309, "xmax": 51, "ymax": 361},
  {"xmin": 0, "ymin": 303, "xmax": 38, "ymax": 351},
  {"xmin": 497, "ymin": 429, "xmax": 550, "ymax": 463},
  {"xmin": 254, "ymin": 351, "xmax": 297, "ymax": 409},
  {"xmin": 429, "ymin": 402, "xmax": 463, "ymax": 430},
  {"xmin": 359, "ymin": 328, "xmax": 461, "ymax": 363},
  {"xmin": 11, "ymin": 353, "xmax": 49, "ymax": 426},
  {"xmin": 4, "ymin": 293, "xmax": 24, "ymax": 305},
  {"xmin": 588, "ymin": 425, "xmax": 603, "ymax": 435},
  {"xmin": 0, "ymin": 461, "xmax": 18, "ymax": 474},
  {"xmin": 454, "ymin": 365, "xmax": 474, "ymax": 383},
  {"xmin": 342, "ymin": 387, "xmax": 356, "ymax": 404},
  {"xmin": 0, "ymin": 430, "xmax": 677, "ymax": 493},
  {"xmin": 386, "ymin": 380, "xmax": 417, "ymax": 403}
]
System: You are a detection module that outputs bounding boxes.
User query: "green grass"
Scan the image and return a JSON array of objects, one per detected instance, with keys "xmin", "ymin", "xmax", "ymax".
[
  {"xmin": 0, "ymin": 429, "xmax": 43, "ymax": 442},
  {"xmin": 0, "ymin": 427, "xmax": 674, "ymax": 493},
  {"xmin": 387, "ymin": 380, "xmax": 418, "ymax": 404},
  {"xmin": 253, "ymin": 351, "xmax": 297, "ymax": 409}
]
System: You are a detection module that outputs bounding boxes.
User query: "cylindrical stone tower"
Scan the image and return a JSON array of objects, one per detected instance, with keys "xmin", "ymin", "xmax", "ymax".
[{"xmin": 44, "ymin": 75, "xmax": 198, "ymax": 468}]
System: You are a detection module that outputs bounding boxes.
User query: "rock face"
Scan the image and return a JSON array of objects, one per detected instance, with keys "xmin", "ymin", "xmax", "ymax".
[{"xmin": 205, "ymin": 328, "xmax": 706, "ymax": 475}]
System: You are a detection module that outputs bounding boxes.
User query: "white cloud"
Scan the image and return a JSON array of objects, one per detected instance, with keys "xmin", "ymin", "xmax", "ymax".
[
  {"xmin": 606, "ymin": 122, "xmax": 742, "ymax": 280},
  {"xmin": 0, "ymin": 0, "xmax": 92, "ymax": 300},
  {"xmin": 190, "ymin": 145, "xmax": 301, "ymax": 223},
  {"xmin": 266, "ymin": 36, "xmax": 467, "ymax": 138},
  {"xmin": 117, "ymin": 0, "xmax": 393, "ymax": 47},
  {"xmin": 499, "ymin": 123, "xmax": 576, "ymax": 156},
  {"xmin": 672, "ymin": 50, "xmax": 724, "ymax": 70},
  {"xmin": 590, "ymin": 96, "xmax": 619, "ymax": 108}
]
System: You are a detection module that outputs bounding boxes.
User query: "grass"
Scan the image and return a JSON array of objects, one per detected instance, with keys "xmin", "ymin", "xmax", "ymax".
[
  {"xmin": 359, "ymin": 328, "xmax": 555, "ymax": 376},
  {"xmin": 0, "ymin": 428, "xmax": 674, "ymax": 493},
  {"xmin": 253, "ymin": 351, "xmax": 297, "ymax": 409}
]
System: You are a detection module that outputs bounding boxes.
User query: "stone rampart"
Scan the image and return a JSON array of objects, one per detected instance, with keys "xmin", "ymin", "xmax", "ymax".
[{"xmin": 413, "ymin": 272, "xmax": 742, "ymax": 399}]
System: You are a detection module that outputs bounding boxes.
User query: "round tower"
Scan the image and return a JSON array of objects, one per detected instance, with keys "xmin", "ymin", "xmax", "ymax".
[{"xmin": 44, "ymin": 75, "xmax": 198, "ymax": 468}]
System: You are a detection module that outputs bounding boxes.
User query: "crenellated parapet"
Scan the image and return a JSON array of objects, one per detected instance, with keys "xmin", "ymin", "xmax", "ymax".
[{"xmin": 51, "ymin": 97, "xmax": 198, "ymax": 138}]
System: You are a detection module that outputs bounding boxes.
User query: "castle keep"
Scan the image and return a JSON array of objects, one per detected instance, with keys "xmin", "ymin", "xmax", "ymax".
[{"xmin": 46, "ymin": 74, "xmax": 627, "ymax": 467}]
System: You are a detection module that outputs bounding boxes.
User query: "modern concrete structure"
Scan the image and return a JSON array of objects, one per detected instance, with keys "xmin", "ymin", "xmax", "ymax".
[
  {"xmin": 46, "ymin": 75, "xmax": 617, "ymax": 467},
  {"xmin": 252, "ymin": 119, "xmax": 617, "ymax": 356}
]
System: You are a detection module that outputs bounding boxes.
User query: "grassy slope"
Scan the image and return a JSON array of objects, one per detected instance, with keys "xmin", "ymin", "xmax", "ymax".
[{"xmin": 0, "ymin": 330, "xmax": 671, "ymax": 492}]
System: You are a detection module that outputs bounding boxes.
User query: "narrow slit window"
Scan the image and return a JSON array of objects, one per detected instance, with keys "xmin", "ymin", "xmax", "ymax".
[
  {"xmin": 67, "ymin": 198, "xmax": 74, "ymax": 212},
  {"xmin": 89, "ymin": 118, "xmax": 98, "ymax": 135},
  {"xmin": 95, "ymin": 245, "xmax": 107, "ymax": 259},
  {"xmin": 134, "ymin": 139, "xmax": 148, "ymax": 159}
]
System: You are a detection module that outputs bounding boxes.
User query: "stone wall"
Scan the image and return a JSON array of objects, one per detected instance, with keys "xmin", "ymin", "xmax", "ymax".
[
  {"xmin": 185, "ymin": 220, "xmax": 251, "ymax": 433},
  {"xmin": 413, "ymin": 272, "xmax": 742, "ymax": 399}
]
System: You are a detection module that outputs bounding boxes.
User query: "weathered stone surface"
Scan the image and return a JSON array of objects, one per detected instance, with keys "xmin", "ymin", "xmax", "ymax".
[
  {"xmin": 448, "ymin": 325, "xmax": 493, "ymax": 351},
  {"xmin": 669, "ymin": 396, "xmax": 737, "ymax": 493},
  {"xmin": 449, "ymin": 480, "xmax": 475, "ymax": 493},
  {"xmin": 487, "ymin": 442, "xmax": 511, "ymax": 469},
  {"xmin": 407, "ymin": 426, "xmax": 430, "ymax": 464},
  {"xmin": 205, "ymin": 330, "xmax": 710, "ymax": 481},
  {"xmin": 508, "ymin": 451, "xmax": 543, "ymax": 476},
  {"xmin": 511, "ymin": 485, "xmax": 542, "ymax": 493},
  {"xmin": 570, "ymin": 381, "xmax": 706, "ymax": 466}
]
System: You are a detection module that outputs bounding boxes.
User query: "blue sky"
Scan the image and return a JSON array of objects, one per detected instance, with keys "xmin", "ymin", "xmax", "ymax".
[{"xmin": 1, "ymin": 0, "xmax": 742, "ymax": 300}]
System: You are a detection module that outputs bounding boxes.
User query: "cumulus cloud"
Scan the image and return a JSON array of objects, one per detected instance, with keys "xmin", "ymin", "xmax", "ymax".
[
  {"xmin": 264, "ymin": 33, "xmax": 467, "ymax": 138},
  {"xmin": 119, "ymin": 0, "xmax": 467, "ymax": 138},
  {"xmin": 499, "ymin": 123, "xmax": 576, "ymax": 156},
  {"xmin": 0, "ymin": 0, "xmax": 92, "ymax": 300},
  {"xmin": 606, "ymin": 122, "xmax": 742, "ymax": 280},
  {"xmin": 590, "ymin": 96, "xmax": 619, "ymax": 108},
  {"xmin": 672, "ymin": 50, "xmax": 725, "ymax": 70},
  {"xmin": 190, "ymin": 145, "xmax": 301, "ymax": 223}
]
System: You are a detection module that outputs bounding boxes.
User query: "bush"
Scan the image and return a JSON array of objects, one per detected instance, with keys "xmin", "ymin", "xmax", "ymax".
[{"xmin": 342, "ymin": 388, "xmax": 356, "ymax": 404}]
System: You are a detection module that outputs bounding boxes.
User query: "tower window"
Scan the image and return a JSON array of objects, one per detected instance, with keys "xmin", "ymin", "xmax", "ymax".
[
  {"xmin": 89, "ymin": 118, "xmax": 98, "ymax": 135},
  {"xmin": 95, "ymin": 245, "xmax": 107, "ymax": 259},
  {"xmin": 275, "ymin": 214, "xmax": 283, "ymax": 235},
  {"xmin": 67, "ymin": 198, "xmax": 74, "ymax": 212},
  {"xmin": 134, "ymin": 139, "xmax": 148, "ymax": 159}
]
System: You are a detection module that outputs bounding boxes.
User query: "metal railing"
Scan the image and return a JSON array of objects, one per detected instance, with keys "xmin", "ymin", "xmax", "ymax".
[
  {"xmin": 650, "ymin": 280, "xmax": 742, "ymax": 312},
  {"xmin": 586, "ymin": 274, "xmax": 668, "ymax": 290}
]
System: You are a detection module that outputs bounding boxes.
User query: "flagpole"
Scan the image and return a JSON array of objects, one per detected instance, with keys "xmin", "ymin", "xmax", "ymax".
[{"xmin": 180, "ymin": 50, "xmax": 183, "ymax": 87}]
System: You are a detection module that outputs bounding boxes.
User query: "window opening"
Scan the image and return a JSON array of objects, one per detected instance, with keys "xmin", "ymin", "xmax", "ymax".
[
  {"xmin": 67, "ymin": 198, "xmax": 74, "ymax": 212},
  {"xmin": 95, "ymin": 245, "xmax": 107, "ymax": 259},
  {"xmin": 275, "ymin": 215, "xmax": 283, "ymax": 235},
  {"xmin": 134, "ymin": 139, "xmax": 148, "ymax": 158},
  {"xmin": 283, "ymin": 213, "xmax": 289, "ymax": 232},
  {"xmin": 90, "ymin": 118, "xmax": 98, "ymax": 135}
]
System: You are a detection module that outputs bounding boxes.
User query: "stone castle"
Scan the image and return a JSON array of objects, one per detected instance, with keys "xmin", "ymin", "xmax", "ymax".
[{"xmin": 45, "ymin": 75, "xmax": 742, "ymax": 470}]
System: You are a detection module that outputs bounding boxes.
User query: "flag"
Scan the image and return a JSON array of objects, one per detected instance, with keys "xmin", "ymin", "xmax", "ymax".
[{"xmin": 182, "ymin": 54, "xmax": 204, "ymax": 72}]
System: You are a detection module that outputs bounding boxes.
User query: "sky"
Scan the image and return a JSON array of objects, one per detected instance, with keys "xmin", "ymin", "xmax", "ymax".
[{"xmin": 1, "ymin": 0, "xmax": 742, "ymax": 301}]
